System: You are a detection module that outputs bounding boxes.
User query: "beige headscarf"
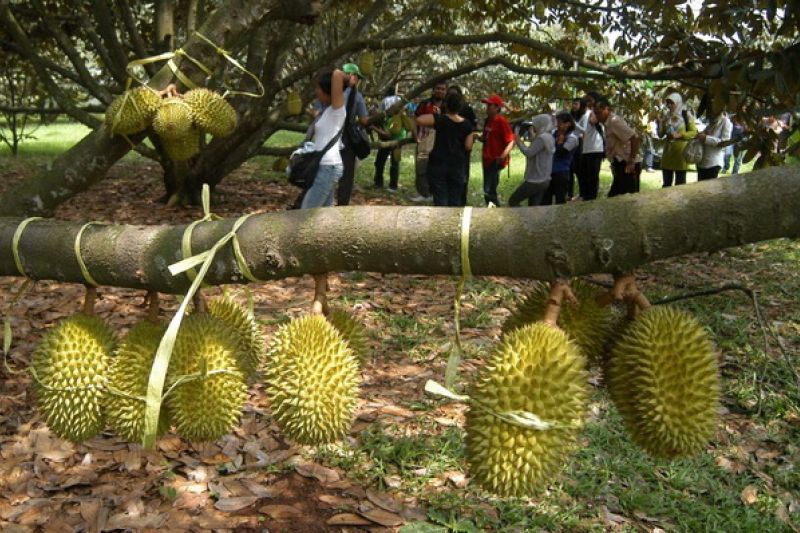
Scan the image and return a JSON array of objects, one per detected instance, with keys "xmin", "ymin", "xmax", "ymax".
[{"xmin": 664, "ymin": 93, "xmax": 685, "ymax": 129}]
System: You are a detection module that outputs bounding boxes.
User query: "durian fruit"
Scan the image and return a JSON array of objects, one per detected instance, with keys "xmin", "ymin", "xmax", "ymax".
[
  {"xmin": 358, "ymin": 50, "xmax": 375, "ymax": 76},
  {"xmin": 272, "ymin": 157, "xmax": 290, "ymax": 172},
  {"xmin": 153, "ymin": 97, "xmax": 194, "ymax": 141},
  {"xmin": 161, "ymin": 127, "xmax": 201, "ymax": 162},
  {"xmin": 105, "ymin": 320, "xmax": 171, "ymax": 443},
  {"xmin": 326, "ymin": 307, "xmax": 369, "ymax": 363},
  {"xmin": 32, "ymin": 314, "xmax": 117, "ymax": 443},
  {"xmin": 265, "ymin": 315, "xmax": 360, "ymax": 445},
  {"xmin": 183, "ymin": 88, "xmax": 237, "ymax": 137},
  {"xmin": 502, "ymin": 280, "xmax": 614, "ymax": 364},
  {"xmin": 165, "ymin": 314, "xmax": 248, "ymax": 442},
  {"xmin": 606, "ymin": 306, "xmax": 720, "ymax": 459},
  {"xmin": 105, "ymin": 86, "xmax": 162, "ymax": 136},
  {"xmin": 286, "ymin": 91, "xmax": 302, "ymax": 116},
  {"xmin": 465, "ymin": 322, "xmax": 588, "ymax": 497},
  {"xmin": 207, "ymin": 296, "xmax": 265, "ymax": 379}
]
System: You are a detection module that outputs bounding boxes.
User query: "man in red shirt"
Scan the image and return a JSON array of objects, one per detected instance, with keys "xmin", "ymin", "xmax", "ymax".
[{"xmin": 480, "ymin": 95, "xmax": 515, "ymax": 206}]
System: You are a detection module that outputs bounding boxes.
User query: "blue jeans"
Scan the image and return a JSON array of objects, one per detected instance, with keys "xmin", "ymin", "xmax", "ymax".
[{"xmin": 301, "ymin": 164, "xmax": 343, "ymax": 209}]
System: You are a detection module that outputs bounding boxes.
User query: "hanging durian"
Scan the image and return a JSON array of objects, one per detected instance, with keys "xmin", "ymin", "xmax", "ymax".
[
  {"xmin": 153, "ymin": 97, "xmax": 194, "ymax": 141},
  {"xmin": 606, "ymin": 305, "xmax": 720, "ymax": 458},
  {"xmin": 265, "ymin": 315, "xmax": 360, "ymax": 445},
  {"xmin": 326, "ymin": 307, "xmax": 369, "ymax": 363},
  {"xmin": 358, "ymin": 50, "xmax": 375, "ymax": 76},
  {"xmin": 465, "ymin": 322, "xmax": 588, "ymax": 497},
  {"xmin": 286, "ymin": 91, "xmax": 303, "ymax": 116},
  {"xmin": 502, "ymin": 280, "xmax": 614, "ymax": 364},
  {"xmin": 207, "ymin": 295, "xmax": 265, "ymax": 379},
  {"xmin": 165, "ymin": 314, "xmax": 248, "ymax": 442},
  {"xmin": 32, "ymin": 314, "xmax": 117, "ymax": 443},
  {"xmin": 105, "ymin": 86, "xmax": 162, "ymax": 136},
  {"xmin": 105, "ymin": 320, "xmax": 171, "ymax": 443},
  {"xmin": 161, "ymin": 126, "xmax": 201, "ymax": 162},
  {"xmin": 183, "ymin": 88, "xmax": 237, "ymax": 137}
]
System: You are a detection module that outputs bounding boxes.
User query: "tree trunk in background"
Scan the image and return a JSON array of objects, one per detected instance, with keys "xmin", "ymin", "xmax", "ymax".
[
  {"xmin": 155, "ymin": 0, "xmax": 175, "ymax": 52},
  {"xmin": 1, "ymin": 169, "xmax": 797, "ymax": 293},
  {"xmin": 187, "ymin": 0, "xmax": 200, "ymax": 34}
]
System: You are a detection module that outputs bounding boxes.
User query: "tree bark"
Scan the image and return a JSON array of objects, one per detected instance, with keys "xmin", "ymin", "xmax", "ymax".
[{"xmin": 1, "ymin": 169, "xmax": 797, "ymax": 294}]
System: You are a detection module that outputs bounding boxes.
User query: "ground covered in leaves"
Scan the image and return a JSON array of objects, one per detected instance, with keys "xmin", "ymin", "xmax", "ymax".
[{"xmin": 1, "ymin": 154, "xmax": 798, "ymax": 532}]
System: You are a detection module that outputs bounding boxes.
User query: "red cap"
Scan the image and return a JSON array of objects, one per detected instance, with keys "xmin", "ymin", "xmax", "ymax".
[{"xmin": 481, "ymin": 94, "xmax": 505, "ymax": 107}]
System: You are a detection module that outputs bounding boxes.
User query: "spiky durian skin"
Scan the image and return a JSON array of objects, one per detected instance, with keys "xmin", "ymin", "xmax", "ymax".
[
  {"xmin": 161, "ymin": 127, "xmax": 200, "ymax": 161},
  {"xmin": 465, "ymin": 322, "xmax": 588, "ymax": 498},
  {"xmin": 606, "ymin": 306, "xmax": 720, "ymax": 459},
  {"xmin": 207, "ymin": 297, "xmax": 264, "ymax": 379},
  {"xmin": 105, "ymin": 320, "xmax": 171, "ymax": 443},
  {"xmin": 502, "ymin": 280, "xmax": 614, "ymax": 364},
  {"xmin": 183, "ymin": 88, "xmax": 237, "ymax": 137},
  {"xmin": 153, "ymin": 97, "xmax": 194, "ymax": 140},
  {"xmin": 105, "ymin": 87, "xmax": 162, "ymax": 136},
  {"xmin": 32, "ymin": 314, "xmax": 116, "ymax": 443},
  {"xmin": 326, "ymin": 308, "xmax": 369, "ymax": 363},
  {"xmin": 265, "ymin": 315, "xmax": 360, "ymax": 445},
  {"xmin": 165, "ymin": 314, "xmax": 248, "ymax": 442}
]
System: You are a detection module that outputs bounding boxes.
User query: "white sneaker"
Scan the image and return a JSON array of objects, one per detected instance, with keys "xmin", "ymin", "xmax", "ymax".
[{"xmin": 410, "ymin": 195, "xmax": 430, "ymax": 202}]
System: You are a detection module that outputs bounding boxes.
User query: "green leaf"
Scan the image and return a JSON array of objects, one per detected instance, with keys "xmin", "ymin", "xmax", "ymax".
[{"xmin": 399, "ymin": 522, "xmax": 448, "ymax": 533}]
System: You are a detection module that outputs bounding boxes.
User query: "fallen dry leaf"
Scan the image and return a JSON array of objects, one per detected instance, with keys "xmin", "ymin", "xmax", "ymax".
[
  {"xmin": 318, "ymin": 494, "xmax": 356, "ymax": 508},
  {"xmin": 740, "ymin": 485, "xmax": 758, "ymax": 505},
  {"xmin": 214, "ymin": 496, "xmax": 260, "ymax": 512},
  {"xmin": 258, "ymin": 504, "xmax": 303, "ymax": 521},
  {"xmin": 358, "ymin": 505, "xmax": 404, "ymax": 527},
  {"xmin": 295, "ymin": 462, "xmax": 340, "ymax": 483},
  {"xmin": 326, "ymin": 513, "xmax": 372, "ymax": 526},
  {"xmin": 366, "ymin": 488, "xmax": 402, "ymax": 513}
]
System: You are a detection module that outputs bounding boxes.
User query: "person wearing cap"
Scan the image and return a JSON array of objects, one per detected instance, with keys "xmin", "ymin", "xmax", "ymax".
[
  {"xmin": 480, "ymin": 94, "xmax": 515, "ymax": 206},
  {"xmin": 337, "ymin": 63, "xmax": 370, "ymax": 206}
]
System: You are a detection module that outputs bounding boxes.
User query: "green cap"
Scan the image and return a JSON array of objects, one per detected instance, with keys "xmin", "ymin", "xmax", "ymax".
[{"xmin": 342, "ymin": 63, "xmax": 362, "ymax": 77}]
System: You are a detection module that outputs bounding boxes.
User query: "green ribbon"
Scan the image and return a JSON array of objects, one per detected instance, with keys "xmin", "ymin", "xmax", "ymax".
[
  {"xmin": 12, "ymin": 217, "xmax": 42, "ymax": 277},
  {"xmin": 74, "ymin": 222, "xmax": 104, "ymax": 287},
  {"xmin": 445, "ymin": 207, "xmax": 473, "ymax": 388}
]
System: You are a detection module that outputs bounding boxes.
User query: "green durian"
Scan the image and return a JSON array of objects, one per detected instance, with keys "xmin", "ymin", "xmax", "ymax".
[
  {"xmin": 153, "ymin": 97, "xmax": 194, "ymax": 141},
  {"xmin": 183, "ymin": 88, "xmax": 237, "ymax": 137},
  {"xmin": 465, "ymin": 322, "xmax": 588, "ymax": 497},
  {"xmin": 32, "ymin": 314, "xmax": 117, "ymax": 443},
  {"xmin": 165, "ymin": 314, "xmax": 248, "ymax": 442},
  {"xmin": 286, "ymin": 91, "xmax": 302, "ymax": 116},
  {"xmin": 161, "ymin": 127, "xmax": 201, "ymax": 162},
  {"xmin": 326, "ymin": 308, "xmax": 369, "ymax": 362},
  {"xmin": 105, "ymin": 320, "xmax": 171, "ymax": 443},
  {"xmin": 503, "ymin": 280, "xmax": 614, "ymax": 364},
  {"xmin": 606, "ymin": 305, "xmax": 720, "ymax": 458},
  {"xmin": 105, "ymin": 86, "xmax": 162, "ymax": 136},
  {"xmin": 265, "ymin": 315, "xmax": 360, "ymax": 445},
  {"xmin": 207, "ymin": 296, "xmax": 265, "ymax": 379}
]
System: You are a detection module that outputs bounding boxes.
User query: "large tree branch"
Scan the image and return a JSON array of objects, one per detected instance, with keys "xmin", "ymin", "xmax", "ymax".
[
  {"xmin": 89, "ymin": 0, "xmax": 131, "ymax": 85},
  {"xmin": 116, "ymin": 0, "xmax": 155, "ymax": 77},
  {"xmin": 1, "ymin": 168, "xmax": 797, "ymax": 293}
]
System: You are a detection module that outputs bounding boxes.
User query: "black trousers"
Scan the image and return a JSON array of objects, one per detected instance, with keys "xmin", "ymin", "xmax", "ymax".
[
  {"xmin": 428, "ymin": 164, "xmax": 466, "ymax": 207},
  {"xmin": 337, "ymin": 145, "xmax": 357, "ymax": 205},
  {"xmin": 697, "ymin": 166, "xmax": 721, "ymax": 181},
  {"xmin": 608, "ymin": 160, "xmax": 641, "ymax": 197},
  {"xmin": 542, "ymin": 171, "xmax": 570, "ymax": 205},
  {"xmin": 373, "ymin": 147, "xmax": 399, "ymax": 189},
  {"xmin": 509, "ymin": 180, "xmax": 549, "ymax": 207},
  {"xmin": 662, "ymin": 169, "xmax": 686, "ymax": 187},
  {"xmin": 482, "ymin": 160, "xmax": 502, "ymax": 206},
  {"xmin": 577, "ymin": 152, "xmax": 603, "ymax": 200}
]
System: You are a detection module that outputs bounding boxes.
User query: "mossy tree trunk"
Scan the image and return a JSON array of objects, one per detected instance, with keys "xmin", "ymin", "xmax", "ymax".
[{"xmin": 1, "ymin": 169, "xmax": 798, "ymax": 294}]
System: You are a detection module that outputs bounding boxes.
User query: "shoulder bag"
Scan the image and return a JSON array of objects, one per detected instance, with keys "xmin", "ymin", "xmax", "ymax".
[
  {"xmin": 343, "ymin": 88, "xmax": 372, "ymax": 160},
  {"xmin": 288, "ymin": 119, "xmax": 345, "ymax": 189}
]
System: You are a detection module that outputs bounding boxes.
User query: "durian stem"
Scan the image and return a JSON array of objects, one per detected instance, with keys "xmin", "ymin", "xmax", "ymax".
[
  {"xmin": 596, "ymin": 273, "xmax": 637, "ymax": 307},
  {"xmin": 543, "ymin": 279, "xmax": 576, "ymax": 327},
  {"xmin": 311, "ymin": 273, "xmax": 329, "ymax": 316},
  {"xmin": 83, "ymin": 286, "xmax": 97, "ymax": 315},
  {"xmin": 146, "ymin": 291, "xmax": 160, "ymax": 322},
  {"xmin": 193, "ymin": 291, "xmax": 207, "ymax": 314}
]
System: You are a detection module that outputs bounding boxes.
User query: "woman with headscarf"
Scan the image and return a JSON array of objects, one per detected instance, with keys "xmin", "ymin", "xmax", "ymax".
[
  {"xmin": 508, "ymin": 114, "xmax": 555, "ymax": 207},
  {"xmin": 658, "ymin": 92, "xmax": 697, "ymax": 187}
]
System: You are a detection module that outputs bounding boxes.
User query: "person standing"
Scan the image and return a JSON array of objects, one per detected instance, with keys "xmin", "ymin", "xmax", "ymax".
[
  {"xmin": 372, "ymin": 87, "xmax": 409, "ymax": 191},
  {"xmin": 724, "ymin": 117, "xmax": 746, "ymax": 174},
  {"xmin": 508, "ymin": 114, "xmax": 554, "ymax": 207},
  {"xmin": 576, "ymin": 91, "xmax": 605, "ymax": 200},
  {"xmin": 659, "ymin": 92, "xmax": 697, "ymax": 187},
  {"xmin": 480, "ymin": 94, "xmax": 515, "ymax": 206},
  {"xmin": 449, "ymin": 85, "xmax": 477, "ymax": 205},
  {"xmin": 696, "ymin": 111, "xmax": 732, "ymax": 181},
  {"xmin": 543, "ymin": 112, "xmax": 579, "ymax": 205},
  {"xmin": 336, "ymin": 63, "xmax": 369, "ymax": 206},
  {"xmin": 415, "ymin": 91, "xmax": 474, "ymax": 207},
  {"xmin": 568, "ymin": 97, "xmax": 586, "ymax": 199},
  {"xmin": 594, "ymin": 98, "xmax": 641, "ymax": 197},
  {"xmin": 301, "ymin": 69, "xmax": 346, "ymax": 315},
  {"xmin": 412, "ymin": 82, "xmax": 448, "ymax": 202}
]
